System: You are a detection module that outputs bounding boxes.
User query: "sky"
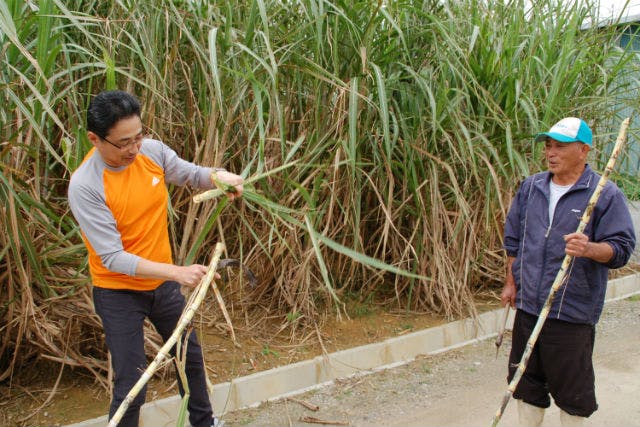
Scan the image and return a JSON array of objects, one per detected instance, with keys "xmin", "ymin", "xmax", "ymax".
[
  {"xmin": 596, "ymin": 0, "xmax": 640, "ymax": 15},
  {"xmin": 517, "ymin": 1, "xmax": 640, "ymax": 27},
  {"xmin": 583, "ymin": 0, "xmax": 640, "ymax": 26}
]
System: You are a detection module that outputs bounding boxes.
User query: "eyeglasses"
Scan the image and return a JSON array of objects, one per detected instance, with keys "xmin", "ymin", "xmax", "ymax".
[{"xmin": 101, "ymin": 130, "xmax": 145, "ymax": 150}]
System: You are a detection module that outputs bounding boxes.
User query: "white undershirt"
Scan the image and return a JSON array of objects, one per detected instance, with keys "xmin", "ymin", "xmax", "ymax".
[{"xmin": 549, "ymin": 180, "xmax": 573, "ymax": 223}]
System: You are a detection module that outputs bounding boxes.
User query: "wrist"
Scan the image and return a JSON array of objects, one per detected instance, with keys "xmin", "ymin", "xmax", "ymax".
[
  {"xmin": 210, "ymin": 168, "xmax": 226, "ymax": 181},
  {"xmin": 584, "ymin": 242, "xmax": 593, "ymax": 258}
]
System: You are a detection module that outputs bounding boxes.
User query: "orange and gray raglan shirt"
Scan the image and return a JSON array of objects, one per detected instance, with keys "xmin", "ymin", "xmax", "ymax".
[{"xmin": 68, "ymin": 138, "xmax": 218, "ymax": 291}]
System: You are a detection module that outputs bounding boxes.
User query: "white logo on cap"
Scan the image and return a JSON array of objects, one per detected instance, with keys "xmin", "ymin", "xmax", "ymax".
[{"xmin": 549, "ymin": 118, "xmax": 580, "ymax": 138}]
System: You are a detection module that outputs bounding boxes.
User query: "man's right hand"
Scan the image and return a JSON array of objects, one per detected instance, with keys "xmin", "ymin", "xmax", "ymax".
[
  {"xmin": 174, "ymin": 264, "xmax": 208, "ymax": 288},
  {"xmin": 501, "ymin": 256, "xmax": 517, "ymax": 308},
  {"xmin": 500, "ymin": 282, "xmax": 516, "ymax": 308},
  {"xmin": 135, "ymin": 258, "xmax": 222, "ymax": 288}
]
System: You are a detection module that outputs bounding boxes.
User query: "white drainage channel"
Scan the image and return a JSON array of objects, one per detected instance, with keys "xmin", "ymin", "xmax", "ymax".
[{"xmin": 66, "ymin": 273, "xmax": 640, "ymax": 427}]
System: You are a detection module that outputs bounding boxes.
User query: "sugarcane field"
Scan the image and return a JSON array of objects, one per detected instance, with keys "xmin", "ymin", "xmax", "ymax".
[{"xmin": 2, "ymin": 1, "xmax": 640, "ymax": 427}]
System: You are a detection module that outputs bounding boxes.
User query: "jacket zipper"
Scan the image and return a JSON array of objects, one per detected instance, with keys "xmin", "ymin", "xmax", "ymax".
[
  {"xmin": 537, "ymin": 184, "xmax": 581, "ymax": 313},
  {"xmin": 537, "ymin": 225, "xmax": 550, "ymax": 312}
]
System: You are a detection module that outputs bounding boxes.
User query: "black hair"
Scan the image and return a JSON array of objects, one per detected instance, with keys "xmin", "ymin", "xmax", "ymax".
[{"xmin": 86, "ymin": 90, "xmax": 141, "ymax": 138}]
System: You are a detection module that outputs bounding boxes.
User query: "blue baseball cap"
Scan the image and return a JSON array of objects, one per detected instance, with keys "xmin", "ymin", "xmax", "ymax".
[{"xmin": 534, "ymin": 117, "xmax": 593, "ymax": 146}]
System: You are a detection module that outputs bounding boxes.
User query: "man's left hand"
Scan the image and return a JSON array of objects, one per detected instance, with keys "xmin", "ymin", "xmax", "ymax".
[
  {"xmin": 212, "ymin": 170, "xmax": 244, "ymax": 200},
  {"xmin": 563, "ymin": 232, "xmax": 590, "ymax": 257},
  {"xmin": 563, "ymin": 232, "xmax": 614, "ymax": 263}
]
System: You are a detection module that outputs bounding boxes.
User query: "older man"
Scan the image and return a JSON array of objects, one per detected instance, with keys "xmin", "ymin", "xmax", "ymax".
[{"xmin": 500, "ymin": 117, "xmax": 636, "ymax": 427}]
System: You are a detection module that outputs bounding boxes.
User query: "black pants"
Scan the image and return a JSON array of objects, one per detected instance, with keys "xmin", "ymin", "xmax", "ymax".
[
  {"xmin": 508, "ymin": 309, "xmax": 597, "ymax": 417},
  {"xmin": 93, "ymin": 281, "xmax": 213, "ymax": 427}
]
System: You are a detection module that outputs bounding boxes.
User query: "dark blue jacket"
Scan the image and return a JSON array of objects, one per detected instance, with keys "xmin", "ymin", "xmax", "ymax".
[{"xmin": 504, "ymin": 164, "xmax": 636, "ymax": 325}]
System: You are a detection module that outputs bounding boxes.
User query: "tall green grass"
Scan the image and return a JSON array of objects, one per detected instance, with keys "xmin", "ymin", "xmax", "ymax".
[{"xmin": 1, "ymin": 0, "xmax": 638, "ymax": 386}]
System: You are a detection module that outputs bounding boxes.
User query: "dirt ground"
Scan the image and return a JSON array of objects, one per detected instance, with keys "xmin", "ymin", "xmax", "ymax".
[{"xmin": 221, "ymin": 296, "xmax": 640, "ymax": 427}]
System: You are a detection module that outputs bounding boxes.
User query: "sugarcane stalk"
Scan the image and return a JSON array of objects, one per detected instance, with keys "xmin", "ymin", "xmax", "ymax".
[
  {"xmin": 210, "ymin": 266, "xmax": 238, "ymax": 346},
  {"xmin": 490, "ymin": 117, "xmax": 630, "ymax": 427},
  {"xmin": 193, "ymin": 187, "xmax": 226, "ymax": 203},
  {"xmin": 192, "ymin": 171, "xmax": 236, "ymax": 203},
  {"xmin": 494, "ymin": 305, "xmax": 510, "ymax": 359},
  {"xmin": 107, "ymin": 242, "xmax": 225, "ymax": 427},
  {"xmin": 192, "ymin": 161, "xmax": 299, "ymax": 204},
  {"xmin": 174, "ymin": 333, "xmax": 191, "ymax": 427}
]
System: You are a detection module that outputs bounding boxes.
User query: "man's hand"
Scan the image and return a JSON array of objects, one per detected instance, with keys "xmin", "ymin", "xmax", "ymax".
[
  {"xmin": 173, "ymin": 264, "xmax": 223, "ymax": 288},
  {"xmin": 500, "ymin": 282, "xmax": 517, "ymax": 308},
  {"xmin": 563, "ymin": 232, "xmax": 613, "ymax": 263},
  {"xmin": 501, "ymin": 256, "xmax": 517, "ymax": 308},
  {"xmin": 563, "ymin": 232, "xmax": 590, "ymax": 257},
  {"xmin": 212, "ymin": 170, "xmax": 244, "ymax": 200},
  {"xmin": 135, "ymin": 259, "xmax": 220, "ymax": 286},
  {"xmin": 174, "ymin": 264, "xmax": 208, "ymax": 288}
]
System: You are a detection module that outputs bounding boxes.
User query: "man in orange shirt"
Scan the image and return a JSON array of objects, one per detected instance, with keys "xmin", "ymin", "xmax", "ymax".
[{"xmin": 68, "ymin": 90, "xmax": 242, "ymax": 427}]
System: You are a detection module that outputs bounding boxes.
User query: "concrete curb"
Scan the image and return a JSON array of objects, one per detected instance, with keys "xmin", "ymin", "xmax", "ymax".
[{"xmin": 66, "ymin": 273, "xmax": 640, "ymax": 427}]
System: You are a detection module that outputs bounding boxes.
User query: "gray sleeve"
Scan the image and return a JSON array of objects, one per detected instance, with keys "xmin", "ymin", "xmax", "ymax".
[
  {"xmin": 142, "ymin": 139, "xmax": 223, "ymax": 189},
  {"xmin": 68, "ymin": 171, "xmax": 141, "ymax": 276}
]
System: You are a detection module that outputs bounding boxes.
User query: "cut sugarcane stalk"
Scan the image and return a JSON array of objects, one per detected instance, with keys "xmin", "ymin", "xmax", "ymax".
[{"xmin": 107, "ymin": 243, "xmax": 225, "ymax": 427}]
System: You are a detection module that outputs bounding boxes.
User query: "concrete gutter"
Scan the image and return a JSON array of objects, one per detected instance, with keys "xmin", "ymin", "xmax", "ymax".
[{"xmin": 65, "ymin": 273, "xmax": 640, "ymax": 427}]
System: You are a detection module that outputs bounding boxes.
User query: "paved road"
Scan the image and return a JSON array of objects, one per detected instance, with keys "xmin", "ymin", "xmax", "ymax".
[
  {"xmin": 392, "ymin": 300, "xmax": 640, "ymax": 427},
  {"xmin": 223, "ymin": 297, "xmax": 640, "ymax": 427}
]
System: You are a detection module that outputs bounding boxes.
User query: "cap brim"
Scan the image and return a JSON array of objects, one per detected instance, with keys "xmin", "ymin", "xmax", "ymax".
[{"xmin": 534, "ymin": 132, "xmax": 579, "ymax": 143}]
